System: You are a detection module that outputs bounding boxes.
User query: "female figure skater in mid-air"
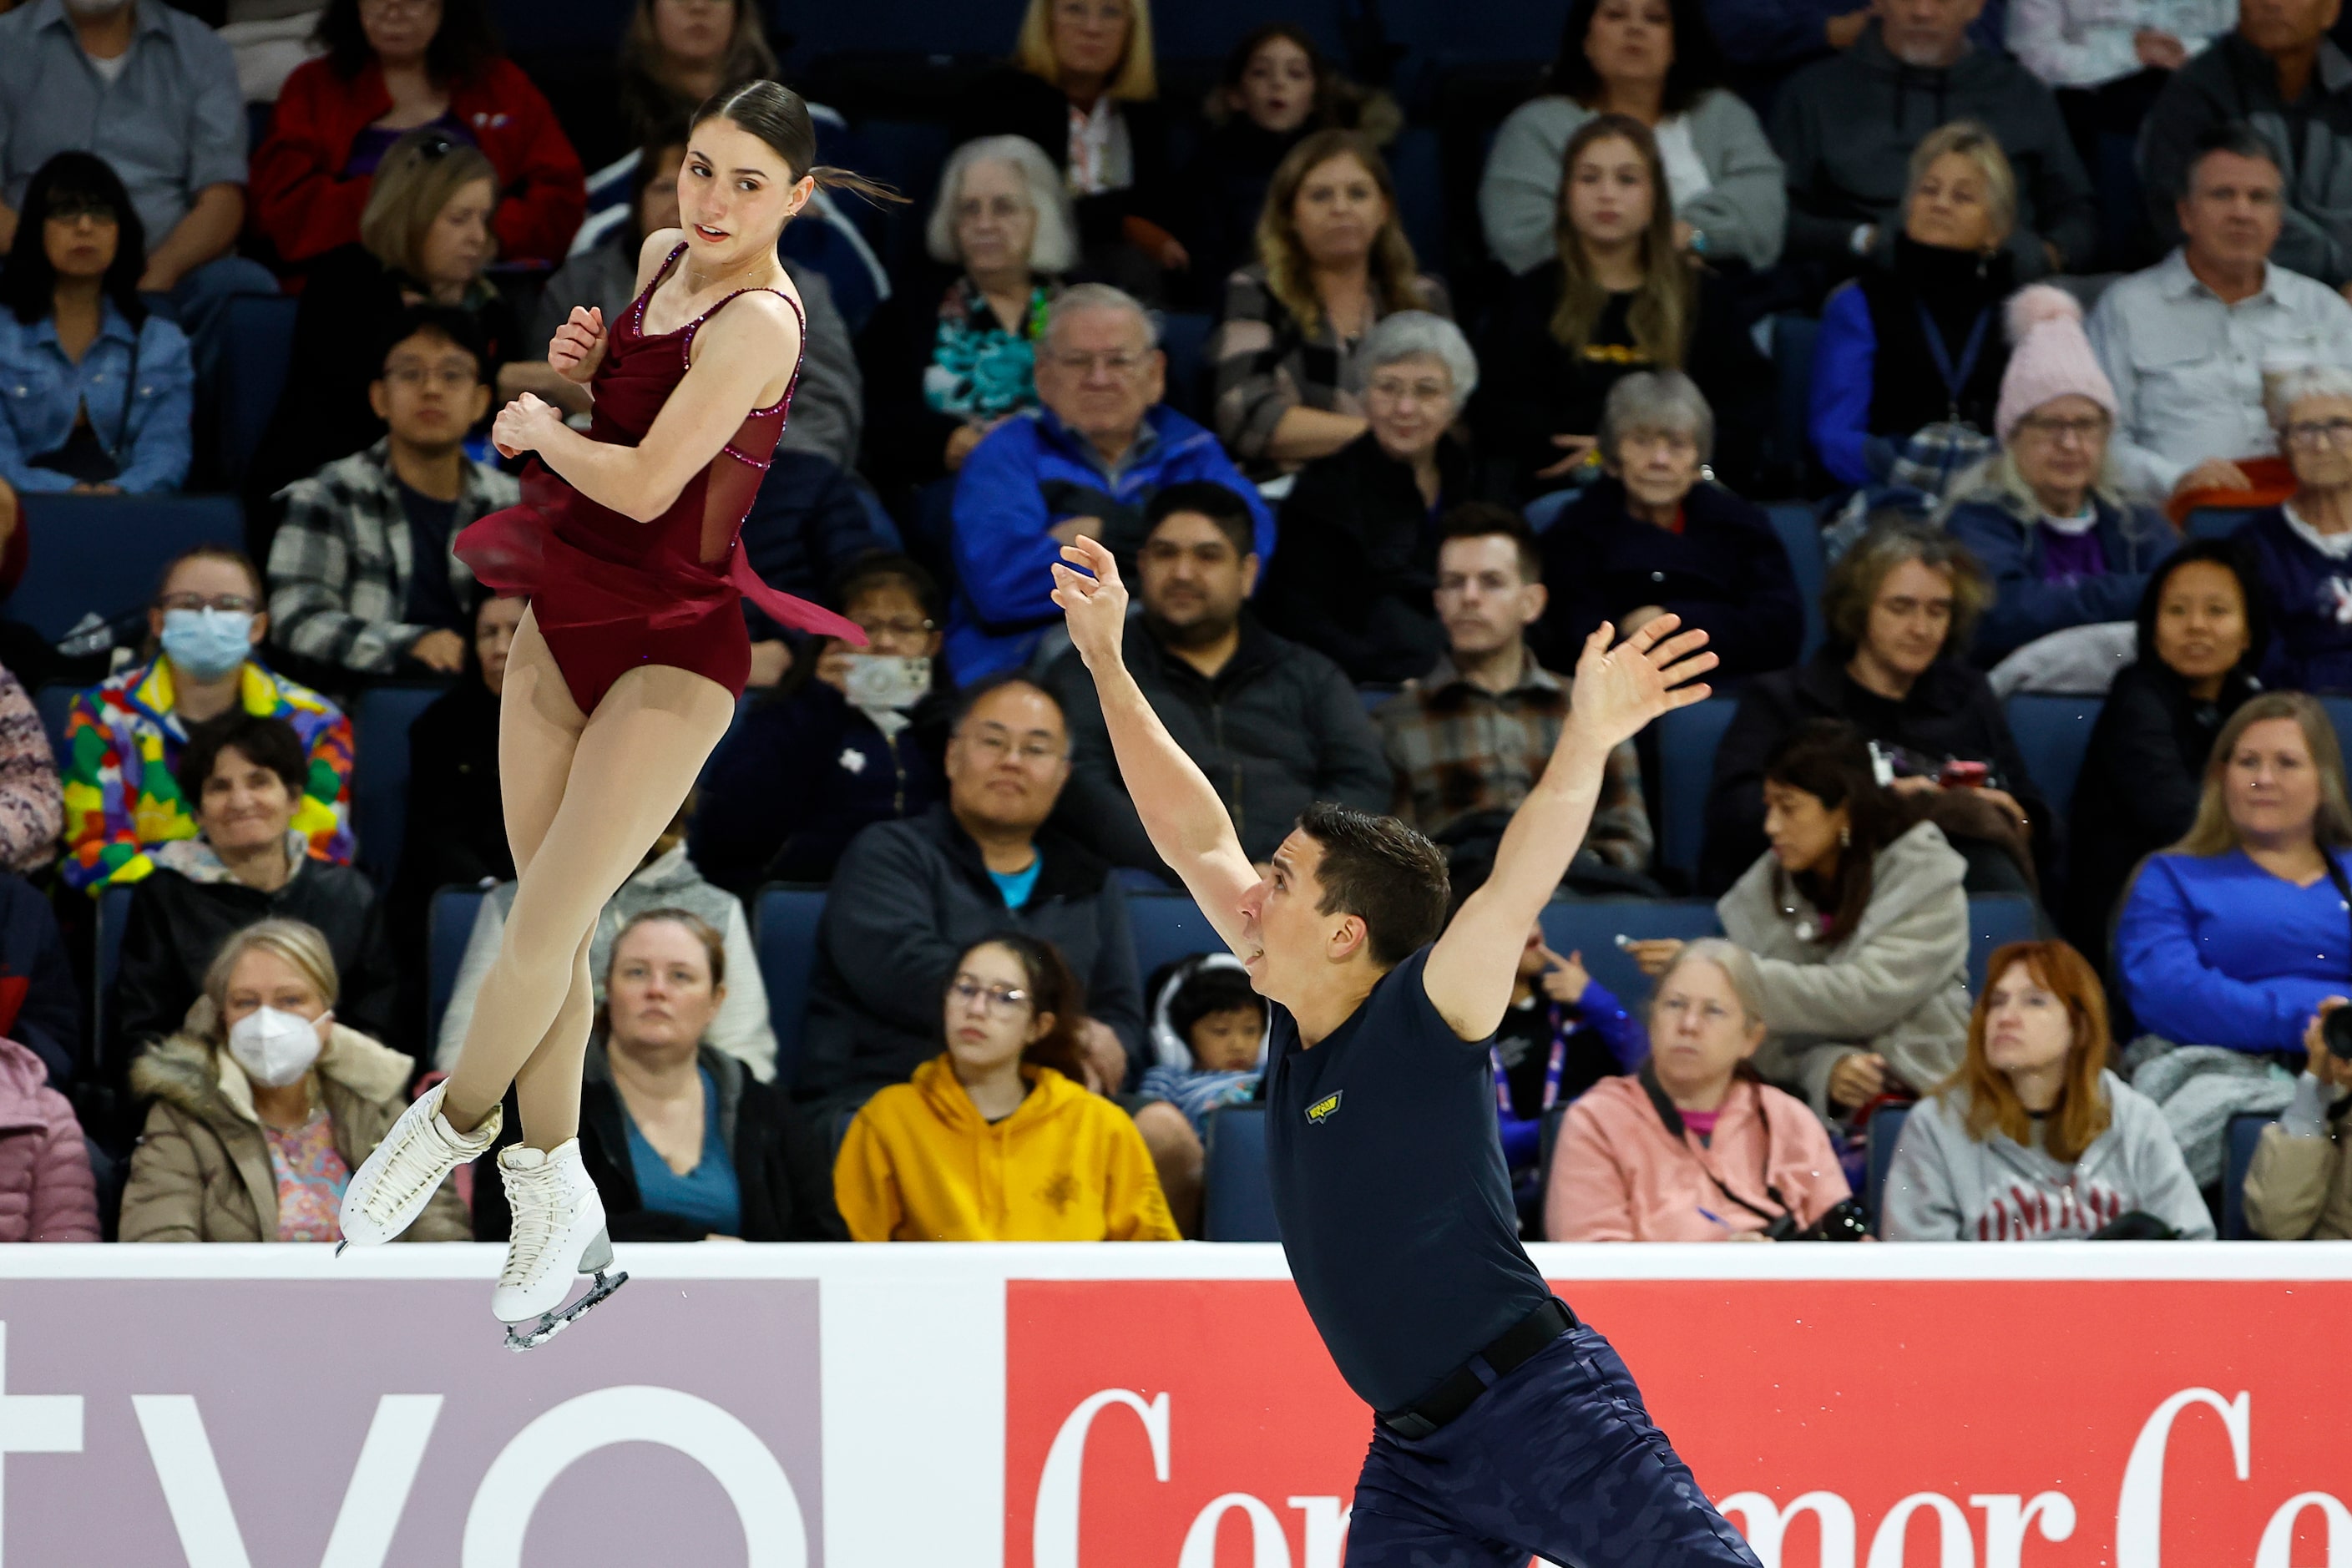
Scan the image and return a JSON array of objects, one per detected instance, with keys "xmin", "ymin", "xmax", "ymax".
[{"xmin": 336, "ymin": 82, "xmax": 888, "ymax": 1348}]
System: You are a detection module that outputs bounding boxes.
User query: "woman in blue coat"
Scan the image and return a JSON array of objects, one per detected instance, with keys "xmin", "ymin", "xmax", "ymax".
[{"xmin": 0, "ymin": 154, "xmax": 192, "ymax": 496}]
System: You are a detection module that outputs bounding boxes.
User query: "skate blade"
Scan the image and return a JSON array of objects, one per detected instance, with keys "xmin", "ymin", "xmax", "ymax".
[
  {"xmin": 503, "ymin": 1269, "xmax": 629, "ymax": 1353},
  {"xmin": 334, "ymin": 1240, "xmax": 348, "ymax": 1257}
]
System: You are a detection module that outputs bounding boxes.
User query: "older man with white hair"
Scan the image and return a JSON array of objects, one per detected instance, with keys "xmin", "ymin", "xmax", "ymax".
[{"xmin": 947, "ymin": 281, "xmax": 1272, "ymax": 680}]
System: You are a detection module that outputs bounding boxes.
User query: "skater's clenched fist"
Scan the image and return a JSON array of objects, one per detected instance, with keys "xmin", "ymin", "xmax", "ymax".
[{"xmin": 549, "ymin": 305, "xmax": 608, "ymax": 386}]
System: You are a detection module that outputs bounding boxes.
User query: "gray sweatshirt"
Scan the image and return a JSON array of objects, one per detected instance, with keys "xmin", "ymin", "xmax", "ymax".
[
  {"xmin": 1881, "ymin": 1070, "xmax": 2215, "ymax": 1240},
  {"xmin": 1478, "ymin": 90, "xmax": 1788, "ymax": 273},
  {"xmin": 1718, "ymin": 818, "xmax": 1974, "ymax": 1118}
]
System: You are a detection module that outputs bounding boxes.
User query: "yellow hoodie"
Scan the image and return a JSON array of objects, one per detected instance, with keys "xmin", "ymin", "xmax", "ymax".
[{"xmin": 835, "ymin": 1055, "xmax": 1181, "ymax": 1242}]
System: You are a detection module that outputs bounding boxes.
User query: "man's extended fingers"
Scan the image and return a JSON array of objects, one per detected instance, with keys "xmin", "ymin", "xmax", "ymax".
[
  {"xmin": 1584, "ymin": 622, "xmax": 1616, "ymax": 658},
  {"xmin": 1645, "ymin": 625, "xmax": 1711, "ymax": 666},
  {"xmin": 1621, "ymin": 612, "xmax": 1681, "ymax": 650},
  {"xmin": 1658, "ymin": 650, "xmax": 1720, "ymax": 688}
]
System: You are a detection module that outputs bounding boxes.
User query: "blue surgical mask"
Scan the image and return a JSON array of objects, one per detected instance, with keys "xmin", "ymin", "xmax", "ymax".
[{"xmin": 159, "ymin": 608, "xmax": 255, "ymax": 680}]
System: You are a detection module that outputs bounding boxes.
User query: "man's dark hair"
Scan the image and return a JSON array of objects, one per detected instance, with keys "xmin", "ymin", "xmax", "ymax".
[
  {"xmin": 377, "ymin": 304, "xmax": 491, "ymax": 386},
  {"xmin": 949, "ymin": 670, "xmax": 1065, "ymax": 736},
  {"xmin": 1435, "ymin": 502, "xmax": 1542, "ymax": 584},
  {"xmin": 176, "ymin": 714, "xmax": 308, "ymax": 807},
  {"xmin": 1145, "ymin": 482, "xmax": 1257, "ymax": 559},
  {"xmin": 1296, "ymin": 801, "xmax": 1449, "ymax": 969},
  {"xmin": 2180, "ymin": 121, "xmax": 2284, "ymax": 200}
]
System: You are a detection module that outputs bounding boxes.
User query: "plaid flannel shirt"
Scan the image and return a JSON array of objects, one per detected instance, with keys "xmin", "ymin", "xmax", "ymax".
[
  {"xmin": 1373, "ymin": 652, "xmax": 1652, "ymax": 873},
  {"xmin": 267, "ymin": 440, "xmax": 518, "ymax": 673}
]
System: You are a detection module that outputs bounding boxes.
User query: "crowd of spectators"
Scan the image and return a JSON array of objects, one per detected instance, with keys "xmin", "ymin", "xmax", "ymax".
[{"xmin": 8, "ymin": 0, "xmax": 2352, "ymax": 1248}]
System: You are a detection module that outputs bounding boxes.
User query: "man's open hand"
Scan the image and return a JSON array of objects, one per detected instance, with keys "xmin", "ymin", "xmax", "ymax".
[
  {"xmin": 1050, "ymin": 535, "xmax": 1130, "ymax": 673},
  {"xmin": 1564, "ymin": 615, "xmax": 1716, "ymax": 752}
]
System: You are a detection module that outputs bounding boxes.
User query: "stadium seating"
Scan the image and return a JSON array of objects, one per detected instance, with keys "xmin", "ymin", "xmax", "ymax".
[
  {"xmin": 13, "ymin": 494, "xmax": 243, "ymax": 644},
  {"xmin": 2005, "ymin": 693, "xmax": 2100, "ymax": 818},
  {"xmin": 2223, "ymin": 1111, "xmax": 2278, "ymax": 1241},
  {"xmin": 1652, "ymin": 696, "xmax": 1737, "ymax": 886},
  {"xmin": 220, "ymin": 293, "xmax": 299, "ymax": 482},
  {"xmin": 1525, "ymin": 489, "xmax": 1571, "ymax": 534},
  {"xmin": 2186, "ymin": 507, "xmax": 2260, "ymax": 542},
  {"xmin": 1966, "ymin": 893, "xmax": 2038, "ymax": 996},
  {"xmin": 1765, "ymin": 504, "xmax": 1828, "ymax": 662},
  {"xmin": 427, "ymin": 884, "xmax": 486, "ymax": 1050},
  {"xmin": 754, "ymin": 884, "xmax": 829, "ymax": 1090},
  {"xmin": 1201, "ymin": 1103, "xmax": 1279, "ymax": 1242},
  {"xmin": 1865, "ymin": 1101, "xmax": 1912, "ymax": 1235},
  {"xmin": 1159, "ymin": 311, "xmax": 1212, "ymax": 422},
  {"xmin": 1536, "ymin": 897, "xmax": 1722, "ymax": 1008},
  {"xmin": 93, "ymin": 883, "xmax": 135, "ymax": 1070},
  {"xmin": 348, "ymin": 685, "xmax": 447, "ymax": 884},
  {"xmin": 2321, "ymin": 698, "xmax": 2352, "ymax": 782},
  {"xmin": 1129, "ymin": 891, "xmax": 1225, "ymax": 987},
  {"xmin": 33, "ymin": 684, "xmax": 74, "ymax": 765}
]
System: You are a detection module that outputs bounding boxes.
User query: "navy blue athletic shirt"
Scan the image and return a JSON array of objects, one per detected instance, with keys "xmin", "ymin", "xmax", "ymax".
[{"xmin": 1263, "ymin": 945, "xmax": 1559, "ymax": 1414}]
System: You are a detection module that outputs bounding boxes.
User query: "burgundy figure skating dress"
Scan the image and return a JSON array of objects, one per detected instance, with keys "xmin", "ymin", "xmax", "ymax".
[{"xmin": 455, "ymin": 240, "xmax": 863, "ymax": 711}]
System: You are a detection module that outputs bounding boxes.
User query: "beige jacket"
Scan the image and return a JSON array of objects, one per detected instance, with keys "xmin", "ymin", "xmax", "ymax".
[
  {"xmin": 121, "ymin": 1018, "xmax": 469, "ymax": 1243},
  {"xmin": 1717, "ymin": 819, "xmax": 1975, "ymax": 1119},
  {"xmin": 2244, "ymin": 1115, "xmax": 2352, "ymax": 1241}
]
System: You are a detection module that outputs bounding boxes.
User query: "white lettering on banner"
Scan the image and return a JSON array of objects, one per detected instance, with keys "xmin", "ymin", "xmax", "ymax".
[
  {"xmin": 1034, "ymin": 1388, "xmax": 1171, "ymax": 1568},
  {"xmin": 132, "ymin": 1393, "xmax": 443, "ymax": 1568},
  {"xmin": 1970, "ymin": 1492, "xmax": 2076, "ymax": 1568},
  {"xmin": 1179, "ymin": 1495, "xmax": 1292, "ymax": 1568},
  {"xmin": 459, "ymin": 1385, "xmax": 806, "ymax": 1568},
  {"xmin": 2255, "ymin": 1493, "xmax": 2352, "ymax": 1567},
  {"xmin": 1287, "ymin": 1495, "xmax": 1350, "ymax": 1568},
  {"xmin": 0, "ymin": 1323, "xmax": 80, "ymax": 1568},
  {"xmin": 1718, "ymin": 1491, "xmax": 1859, "ymax": 1568},
  {"xmin": 2115, "ymin": 1387, "xmax": 2251, "ymax": 1568},
  {"xmin": 1864, "ymin": 1494, "xmax": 1974, "ymax": 1568}
]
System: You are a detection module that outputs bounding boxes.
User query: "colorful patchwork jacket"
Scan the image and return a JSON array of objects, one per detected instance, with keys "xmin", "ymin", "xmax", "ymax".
[{"xmin": 59, "ymin": 660, "xmax": 354, "ymax": 895}]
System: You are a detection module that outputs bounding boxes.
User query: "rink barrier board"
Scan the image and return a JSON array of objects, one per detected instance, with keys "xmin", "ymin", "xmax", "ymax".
[{"xmin": 0, "ymin": 1242, "xmax": 2344, "ymax": 1566}]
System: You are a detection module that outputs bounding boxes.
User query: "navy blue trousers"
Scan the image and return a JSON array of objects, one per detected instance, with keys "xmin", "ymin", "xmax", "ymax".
[{"xmin": 1346, "ymin": 1323, "xmax": 1763, "ymax": 1568}]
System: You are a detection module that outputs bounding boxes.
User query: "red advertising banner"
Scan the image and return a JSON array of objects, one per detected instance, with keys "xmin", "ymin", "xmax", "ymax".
[{"xmin": 1005, "ymin": 1277, "xmax": 2352, "ymax": 1568}]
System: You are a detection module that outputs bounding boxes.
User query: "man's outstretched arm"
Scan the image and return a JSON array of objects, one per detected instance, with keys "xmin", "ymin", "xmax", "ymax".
[
  {"xmin": 1424, "ymin": 617, "xmax": 1716, "ymax": 1041},
  {"xmin": 1050, "ymin": 537, "xmax": 1258, "ymax": 953}
]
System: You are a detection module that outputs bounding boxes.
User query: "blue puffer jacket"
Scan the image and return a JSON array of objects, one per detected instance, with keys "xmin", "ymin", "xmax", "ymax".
[
  {"xmin": 0, "ymin": 301, "xmax": 191, "ymax": 494},
  {"xmin": 1944, "ymin": 485, "xmax": 2178, "ymax": 664},
  {"xmin": 945, "ymin": 403, "xmax": 1275, "ymax": 680}
]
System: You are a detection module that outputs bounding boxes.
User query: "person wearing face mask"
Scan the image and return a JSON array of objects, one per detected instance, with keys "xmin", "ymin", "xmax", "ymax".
[
  {"xmin": 833, "ymin": 933, "xmax": 1180, "ymax": 1242},
  {"xmin": 1808, "ymin": 122, "xmax": 2021, "ymax": 498},
  {"xmin": 245, "ymin": 129, "xmax": 519, "ymax": 516},
  {"xmin": 2064, "ymin": 541, "xmax": 2263, "ymax": 962},
  {"xmin": 1210, "ymin": 129, "xmax": 1451, "ymax": 476},
  {"xmin": 1477, "ymin": 114, "xmax": 1768, "ymax": 499},
  {"xmin": 112, "ymin": 713, "xmax": 396, "ymax": 1068},
  {"xmin": 1882, "ymin": 939, "xmax": 2211, "ymax": 1239},
  {"xmin": 250, "ymin": 0, "xmax": 582, "ymax": 270},
  {"xmin": 1178, "ymin": 23, "xmax": 1398, "ymax": 302},
  {"xmin": 1540, "ymin": 370, "xmax": 1803, "ymax": 681},
  {"xmin": 60, "ymin": 546, "xmax": 354, "ymax": 897},
  {"xmin": 120, "ymin": 918, "xmax": 467, "ymax": 1242},
  {"xmin": 1647, "ymin": 721, "xmax": 1972, "ymax": 1124},
  {"xmin": 472, "ymin": 910, "xmax": 844, "ymax": 1242},
  {"xmin": 690, "ymin": 553, "xmax": 950, "ymax": 897},
  {"xmin": 2113, "ymin": 693, "xmax": 2352, "ymax": 1185},
  {"xmin": 1699, "ymin": 518, "xmax": 2051, "ymax": 897},
  {"xmin": 1547, "ymin": 939, "xmax": 1850, "ymax": 1240}
]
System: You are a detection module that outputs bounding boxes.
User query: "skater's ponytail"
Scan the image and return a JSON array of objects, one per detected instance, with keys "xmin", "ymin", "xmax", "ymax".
[{"xmin": 693, "ymin": 80, "xmax": 907, "ymax": 207}]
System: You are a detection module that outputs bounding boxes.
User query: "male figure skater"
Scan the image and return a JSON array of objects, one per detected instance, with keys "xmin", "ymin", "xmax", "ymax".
[{"xmin": 1050, "ymin": 536, "xmax": 1763, "ymax": 1566}]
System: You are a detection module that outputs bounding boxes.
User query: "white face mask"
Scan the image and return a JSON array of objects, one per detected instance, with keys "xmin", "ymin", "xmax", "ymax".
[{"xmin": 225, "ymin": 1006, "xmax": 326, "ymax": 1088}]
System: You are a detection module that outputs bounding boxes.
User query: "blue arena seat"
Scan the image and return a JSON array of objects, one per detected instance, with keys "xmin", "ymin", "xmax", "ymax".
[
  {"xmin": 349, "ymin": 684, "xmax": 446, "ymax": 883},
  {"xmin": 2320, "ymin": 697, "xmax": 2352, "ymax": 782},
  {"xmin": 1128, "ymin": 891, "xmax": 1226, "ymax": 985},
  {"xmin": 1766, "ymin": 504, "xmax": 1828, "ymax": 661},
  {"xmin": 2223, "ymin": 1111, "xmax": 2277, "ymax": 1240},
  {"xmin": 426, "ymin": 885, "xmax": 486, "ymax": 1050},
  {"xmin": 1966, "ymin": 893, "xmax": 2039, "ymax": 995},
  {"xmin": 93, "ymin": 883, "xmax": 134, "ymax": 1068},
  {"xmin": 220, "ymin": 292, "xmax": 298, "ymax": 481},
  {"xmin": 755, "ymin": 884, "xmax": 828, "ymax": 1090},
  {"xmin": 12, "ymin": 493, "xmax": 242, "ymax": 644},
  {"xmin": 1770, "ymin": 314, "xmax": 1820, "ymax": 480},
  {"xmin": 1865, "ymin": 1101, "xmax": 1912, "ymax": 1234},
  {"xmin": 2187, "ymin": 507, "xmax": 2259, "ymax": 541},
  {"xmin": 2004, "ymin": 693, "xmax": 2102, "ymax": 818},
  {"xmin": 1159, "ymin": 311, "xmax": 1211, "ymax": 422},
  {"xmin": 33, "ymin": 685, "xmax": 75, "ymax": 765},
  {"xmin": 1536, "ymin": 898, "xmax": 1722, "ymax": 1009},
  {"xmin": 1653, "ymin": 696, "xmax": 1738, "ymax": 886},
  {"xmin": 1202, "ymin": 1103, "xmax": 1278, "ymax": 1242},
  {"xmin": 1525, "ymin": 490, "xmax": 1573, "ymax": 534}
]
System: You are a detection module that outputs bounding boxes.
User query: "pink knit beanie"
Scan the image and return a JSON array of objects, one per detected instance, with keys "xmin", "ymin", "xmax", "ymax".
[{"xmin": 1993, "ymin": 284, "xmax": 2117, "ymax": 444}]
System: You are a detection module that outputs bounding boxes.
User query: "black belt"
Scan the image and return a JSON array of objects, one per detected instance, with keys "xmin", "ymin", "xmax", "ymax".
[{"xmin": 1377, "ymin": 1297, "xmax": 1579, "ymax": 1440}]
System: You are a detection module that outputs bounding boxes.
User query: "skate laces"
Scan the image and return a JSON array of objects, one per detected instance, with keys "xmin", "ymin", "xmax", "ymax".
[
  {"xmin": 498, "ymin": 1158, "xmax": 564, "ymax": 1289},
  {"xmin": 359, "ymin": 1103, "xmax": 473, "ymax": 1221}
]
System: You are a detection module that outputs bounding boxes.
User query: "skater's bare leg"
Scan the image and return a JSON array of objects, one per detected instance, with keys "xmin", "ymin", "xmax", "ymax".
[{"xmin": 442, "ymin": 623, "xmax": 736, "ymax": 1146}]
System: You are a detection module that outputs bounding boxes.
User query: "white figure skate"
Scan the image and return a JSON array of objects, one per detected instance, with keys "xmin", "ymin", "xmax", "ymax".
[
  {"xmin": 495, "ymin": 1140, "xmax": 627, "ymax": 1352},
  {"xmin": 337, "ymin": 1080, "xmax": 502, "ymax": 1250}
]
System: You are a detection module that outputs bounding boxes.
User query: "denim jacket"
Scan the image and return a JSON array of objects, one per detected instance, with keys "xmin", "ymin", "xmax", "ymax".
[{"xmin": 0, "ymin": 301, "xmax": 193, "ymax": 493}]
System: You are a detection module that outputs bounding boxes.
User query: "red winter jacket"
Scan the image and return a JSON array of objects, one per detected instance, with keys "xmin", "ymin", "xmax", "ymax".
[
  {"xmin": 251, "ymin": 56, "xmax": 586, "ymax": 267},
  {"xmin": 0, "ymin": 1038, "xmax": 97, "ymax": 1242}
]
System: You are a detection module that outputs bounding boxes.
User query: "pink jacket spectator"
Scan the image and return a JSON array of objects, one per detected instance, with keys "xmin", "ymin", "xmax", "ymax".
[
  {"xmin": 1545, "ymin": 1075, "xmax": 1853, "ymax": 1242},
  {"xmin": 0, "ymin": 1036, "xmax": 98, "ymax": 1242}
]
